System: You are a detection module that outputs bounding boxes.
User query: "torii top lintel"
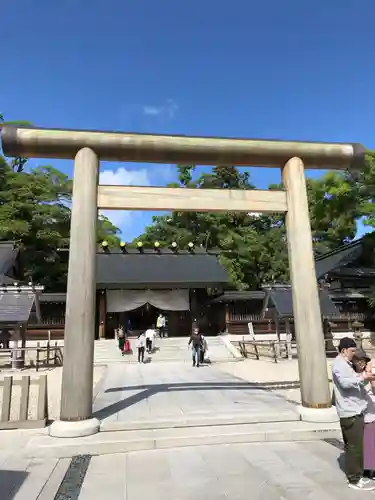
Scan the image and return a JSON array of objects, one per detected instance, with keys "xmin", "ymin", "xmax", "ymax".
[{"xmin": 1, "ymin": 125, "xmax": 365, "ymax": 170}]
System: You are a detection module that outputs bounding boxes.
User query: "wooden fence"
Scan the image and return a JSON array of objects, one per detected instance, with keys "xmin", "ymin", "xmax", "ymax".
[
  {"xmin": 36, "ymin": 342, "xmax": 63, "ymax": 371},
  {"xmin": 0, "ymin": 343, "xmax": 63, "ymax": 371},
  {"xmin": 237, "ymin": 338, "xmax": 339, "ymax": 363},
  {"xmin": 0, "ymin": 375, "xmax": 47, "ymax": 430}
]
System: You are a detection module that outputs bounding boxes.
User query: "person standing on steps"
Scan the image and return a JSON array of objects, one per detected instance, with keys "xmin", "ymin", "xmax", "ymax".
[
  {"xmin": 188, "ymin": 326, "xmax": 203, "ymax": 368},
  {"xmin": 351, "ymin": 349, "xmax": 375, "ymax": 480},
  {"xmin": 156, "ymin": 313, "xmax": 166, "ymax": 338},
  {"xmin": 137, "ymin": 331, "xmax": 146, "ymax": 363},
  {"xmin": 332, "ymin": 337, "xmax": 375, "ymax": 491},
  {"xmin": 117, "ymin": 326, "xmax": 125, "ymax": 356}
]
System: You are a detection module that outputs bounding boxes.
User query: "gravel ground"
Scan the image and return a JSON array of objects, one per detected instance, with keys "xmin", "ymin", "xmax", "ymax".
[{"xmin": 0, "ymin": 365, "xmax": 106, "ymax": 422}]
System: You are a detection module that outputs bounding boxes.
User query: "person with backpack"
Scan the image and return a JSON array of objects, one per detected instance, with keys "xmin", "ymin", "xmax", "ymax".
[{"xmin": 188, "ymin": 326, "xmax": 203, "ymax": 367}]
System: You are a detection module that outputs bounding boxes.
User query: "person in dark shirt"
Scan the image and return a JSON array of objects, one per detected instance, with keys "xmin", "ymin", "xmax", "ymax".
[{"xmin": 188, "ymin": 327, "xmax": 203, "ymax": 367}]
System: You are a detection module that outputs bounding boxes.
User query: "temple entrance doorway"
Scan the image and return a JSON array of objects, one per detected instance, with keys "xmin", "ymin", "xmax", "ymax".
[
  {"xmin": 105, "ymin": 289, "xmax": 192, "ymax": 338},
  {"xmin": 127, "ymin": 304, "xmax": 158, "ymax": 334},
  {"xmin": 105, "ymin": 305, "xmax": 159, "ymax": 338},
  {"xmin": 106, "ymin": 307, "xmax": 192, "ymax": 338}
]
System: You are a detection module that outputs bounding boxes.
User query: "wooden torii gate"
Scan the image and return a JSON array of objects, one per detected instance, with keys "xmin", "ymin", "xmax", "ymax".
[{"xmin": 1, "ymin": 125, "xmax": 365, "ymax": 437}]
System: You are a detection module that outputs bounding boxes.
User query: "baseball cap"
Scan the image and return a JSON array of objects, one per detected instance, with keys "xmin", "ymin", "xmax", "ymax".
[
  {"xmin": 338, "ymin": 337, "xmax": 357, "ymax": 351},
  {"xmin": 353, "ymin": 348, "xmax": 371, "ymax": 363}
]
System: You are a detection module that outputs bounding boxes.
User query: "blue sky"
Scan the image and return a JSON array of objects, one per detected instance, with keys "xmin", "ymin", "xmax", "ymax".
[{"xmin": 2, "ymin": 0, "xmax": 375, "ymax": 240}]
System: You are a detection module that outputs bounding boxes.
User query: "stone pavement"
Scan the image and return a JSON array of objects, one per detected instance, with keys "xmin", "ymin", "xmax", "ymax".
[
  {"xmin": 20, "ymin": 360, "xmax": 339, "ymax": 459},
  {"xmin": 1, "ymin": 440, "xmax": 361, "ymax": 499},
  {"xmin": 92, "ymin": 360, "xmax": 300, "ymax": 430}
]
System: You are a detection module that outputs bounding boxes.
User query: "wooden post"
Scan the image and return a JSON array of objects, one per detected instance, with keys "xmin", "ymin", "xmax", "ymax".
[
  {"xmin": 261, "ymin": 287, "xmax": 271, "ymax": 318},
  {"xmin": 20, "ymin": 324, "xmax": 26, "ymax": 367},
  {"xmin": 35, "ymin": 292, "xmax": 42, "ymax": 323},
  {"xmin": 1, "ymin": 377, "xmax": 12, "ymax": 423},
  {"xmin": 282, "ymin": 157, "xmax": 334, "ymax": 421},
  {"xmin": 46, "ymin": 340, "xmax": 50, "ymax": 367},
  {"xmin": 225, "ymin": 304, "xmax": 230, "ymax": 333},
  {"xmin": 19, "ymin": 376, "xmax": 30, "ymax": 421},
  {"xmin": 36, "ymin": 342, "xmax": 40, "ymax": 372},
  {"xmin": 10, "ymin": 327, "xmax": 22, "ymax": 369},
  {"xmin": 273, "ymin": 312, "xmax": 281, "ymax": 363},
  {"xmin": 285, "ymin": 318, "xmax": 293, "ymax": 360},
  {"xmin": 98, "ymin": 291, "xmax": 106, "ymax": 339},
  {"xmin": 37, "ymin": 375, "xmax": 48, "ymax": 422},
  {"xmin": 50, "ymin": 148, "xmax": 100, "ymax": 437}
]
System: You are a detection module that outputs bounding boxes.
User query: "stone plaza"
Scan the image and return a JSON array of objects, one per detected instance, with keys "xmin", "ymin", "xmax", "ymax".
[
  {"xmin": 0, "ymin": 340, "xmax": 349, "ymax": 499},
  {"xmin": 0, "ymin": 440, "xmax": 357, "ymax": 500}
]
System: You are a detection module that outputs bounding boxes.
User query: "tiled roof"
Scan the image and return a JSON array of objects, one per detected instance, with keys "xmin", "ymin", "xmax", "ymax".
[
  {"xmin": 96, "ymin": 248, "xmax": 229, "ymax": 288},
  {"xmin": 0, "ymin": 241, "xmax": 18, "ymax": 277},
  {"xmin": 39, "ymin": 293, "xmax": 66, "ymax": 303},
  {"xmin": 209, "ymin": 291, "xmax": 265, "ymax": 303},
  {"xmin": 0, "ymin": 274, "xmax": 16, "ymax": 285},
  {"xmin": 268, "ymin": 286, "xmax": 338, "ymax": 318},
  {"xmin": 315, "ymin": 240, "xmax": 362, "ymax": 278}
]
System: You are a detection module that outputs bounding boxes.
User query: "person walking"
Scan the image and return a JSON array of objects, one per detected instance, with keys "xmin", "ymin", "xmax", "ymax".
[
  {"xmin": 332, "ymin": 337, "xmax": 375, "ymax": 490},
  {"xmin": 137, "ymin": 332, "xmax": 146, "ymax": 363},
  {"xmin": 352, "ymin": 349, "xmax": 375, "ymax": 480},
  {"xmin": 118, "ymin": 327, "xmax": 125, "ymax": 356},
  {"xmin": 188, "ymin": 327, "xmax": 203, "ymax": 367},
  {"xmin": 145, "ymin": 325, "xmax": 156, "ymax": 353}
]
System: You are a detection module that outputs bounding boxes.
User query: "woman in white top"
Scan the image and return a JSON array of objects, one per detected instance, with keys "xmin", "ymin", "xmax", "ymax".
[
  {"xmin": 145, "ymin": 327, "xmax": 156, "ymax": 353},
  {"xmin": 352, "ymin": 349, "xmax": 375, "ymax": 478},
  {"xmin": 137, "ymin": 332, "xmax": 146, "ymax": 363}
]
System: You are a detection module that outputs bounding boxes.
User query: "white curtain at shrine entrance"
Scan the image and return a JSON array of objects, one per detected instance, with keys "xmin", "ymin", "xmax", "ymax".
[{"xmin": 106, "ymin": 290, "xmax": 190, "ymax": 312}]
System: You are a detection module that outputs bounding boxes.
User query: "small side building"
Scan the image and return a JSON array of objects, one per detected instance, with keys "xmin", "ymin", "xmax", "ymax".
[
  {"xmin": 209, "ymin": 285, "xmax": 338, "ymax": 339},
  {"xmin": 315, "ymin": 235, "xmax": 375, "ymax": 342}
]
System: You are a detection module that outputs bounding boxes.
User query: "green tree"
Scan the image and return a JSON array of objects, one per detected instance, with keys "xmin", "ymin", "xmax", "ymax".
[
  {"xmin": 354, "ymin": 152, "xmax": 375, "ymax": 305},
  {"xmin": 135, "ymin": 165, "xmax": 289, "ymax": 289},
  {"xmin": 357, "ymin": 152, "xmax": 375, "ymax": 229},
  {"xmin": 307, "ymin": 171, "xmax": 359, "ymax": 254},
  {"xmin": 135, "ymin": 164, "xmax": 361, "ymax": 290},
  {"xmin": 0, "ymin": 151, "xmax": 120, "ymax": 290}
]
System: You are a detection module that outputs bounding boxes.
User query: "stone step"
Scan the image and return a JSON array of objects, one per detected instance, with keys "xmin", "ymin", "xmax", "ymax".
[
  {"xmin": 99, "ymin": 409, "xmax": 300, "ymax": 432},
  {"xmin": 94, "ymin": 338, "xmax": 237, "ymax": 364},
  {"xmin": 22, "ymin": 421, "xmax": 341, "ymax": 459}
]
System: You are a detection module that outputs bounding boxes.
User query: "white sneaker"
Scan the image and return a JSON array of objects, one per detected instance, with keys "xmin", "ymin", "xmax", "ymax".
[{"xmin": 348, "ymin": 478, "xmax": 375, "ymax": 490}]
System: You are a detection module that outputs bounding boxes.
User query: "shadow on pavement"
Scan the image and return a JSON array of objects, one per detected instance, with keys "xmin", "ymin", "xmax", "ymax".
[
  {"xmin": 0, "ymin": 470, "xmax": 28, "ymax": 499},
  {"xmin": 93, "ymin": 380, "xmax": 299, "ymax": 420}
]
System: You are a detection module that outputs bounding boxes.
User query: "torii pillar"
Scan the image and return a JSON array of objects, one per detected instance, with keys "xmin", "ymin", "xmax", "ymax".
[{"xmin": 282, "ymin": 157, "xmax": 336, "ymax": 422}]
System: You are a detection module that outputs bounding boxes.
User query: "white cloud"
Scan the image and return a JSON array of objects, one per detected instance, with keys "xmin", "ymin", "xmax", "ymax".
[
  {"xmin": 143, "ymin": 106, "xmax": 162, "ymax": 116},
  {"xmin": 99, "ymin": 166, "xmax": 151, "ymax": 231},
  {"xmin": 99, "ymin": 167, "xmax": 150, "ymax": 186},
  {"xmin": 142, "ymin": 99, "xmax": 179, "ymax": 120}
]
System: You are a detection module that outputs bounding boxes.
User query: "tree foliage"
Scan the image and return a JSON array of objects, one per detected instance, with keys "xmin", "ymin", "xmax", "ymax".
[
  {"xmin": 0, "ymin": 122, "xmax": 120, "ymax": 289},
  {"xmin": 135, "ymin": 164, "xmax": 362, "ymax": 290}
]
